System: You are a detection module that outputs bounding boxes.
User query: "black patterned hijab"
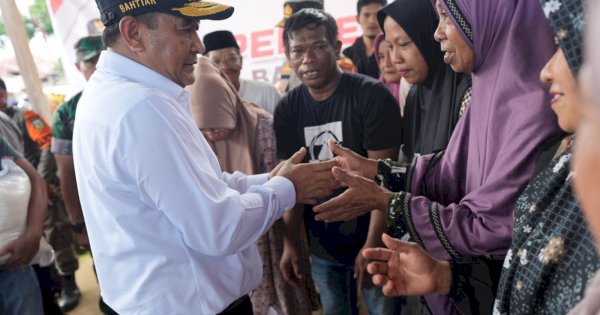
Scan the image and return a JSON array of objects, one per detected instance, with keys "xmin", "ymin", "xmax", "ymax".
[{"xmin": 541, "ymin": 0, "xmax": 585, "ymax": 74}]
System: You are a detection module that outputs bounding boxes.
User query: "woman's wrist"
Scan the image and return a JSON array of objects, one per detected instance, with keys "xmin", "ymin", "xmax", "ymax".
[
  {"xmin": 365, "ymin": 158, "xmax": 378, "ymax": 180},
  {"xmin": 435, "ymin": 261, "xmax": 452, "ymax": 295},
  {"xmin": 378, "ymin": 190, "xmax": 394, "ymax": 212}
]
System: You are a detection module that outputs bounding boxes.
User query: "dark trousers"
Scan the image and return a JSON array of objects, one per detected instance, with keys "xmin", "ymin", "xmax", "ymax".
[{"xmin": 217, "ymin": 295, "xmax": 253, "ymax": 315}]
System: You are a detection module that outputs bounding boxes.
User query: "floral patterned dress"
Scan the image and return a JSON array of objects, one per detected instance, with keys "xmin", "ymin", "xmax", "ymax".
[
  {"xmin": 494, "ymin": 141, "xmax": 600, "ymax": 314},
  {"xmin": 251, "ymin": 112, "xmax": 319, "ymax": 315}
]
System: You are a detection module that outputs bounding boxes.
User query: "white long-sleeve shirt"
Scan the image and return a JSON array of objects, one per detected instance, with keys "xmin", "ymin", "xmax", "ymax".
[
  {"xmin": 73, "ymin": 50, "xmax": 295, "ymax": 314},
  {"xmin": 239, "ymin": 79, "xmax": 281, "ymax": 115}
]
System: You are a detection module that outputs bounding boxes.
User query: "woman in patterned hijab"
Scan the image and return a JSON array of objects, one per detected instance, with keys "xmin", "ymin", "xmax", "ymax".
[
  {"xmin": 357, "ymin": 0, "xmax": 599, "ymax": 314},
  {"xmin": 493, "ymin": 0, "xmax": 600, "ymax": 313}
]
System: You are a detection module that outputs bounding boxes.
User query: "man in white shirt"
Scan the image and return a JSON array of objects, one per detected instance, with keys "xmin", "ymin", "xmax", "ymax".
[
  {"xmin": 74, "ymin": 1, "xmax": 339, "ymax": 314},
  {"xmin": 203, "ymin": 30, "xmax": 281, "ymax": 114}
]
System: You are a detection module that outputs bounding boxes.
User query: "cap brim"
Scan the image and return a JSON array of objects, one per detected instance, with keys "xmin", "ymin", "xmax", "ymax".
[
  {"xmin": 78, "ymin": 51, "xmax": 102, "ymax": 62},
  {"xmin": 170, "ymin": 1, "xmax": 234, "ymax": 20}
]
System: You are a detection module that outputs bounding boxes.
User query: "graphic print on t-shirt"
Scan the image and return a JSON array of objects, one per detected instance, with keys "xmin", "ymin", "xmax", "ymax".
[{"xmin": 304, "ymin": 121, "xmax": 343, "ymax": 162}]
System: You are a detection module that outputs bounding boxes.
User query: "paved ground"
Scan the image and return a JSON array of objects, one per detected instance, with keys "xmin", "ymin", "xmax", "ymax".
[{"xmin": 67, "ymin": 253, "xmax": 102, "ymax": 315}]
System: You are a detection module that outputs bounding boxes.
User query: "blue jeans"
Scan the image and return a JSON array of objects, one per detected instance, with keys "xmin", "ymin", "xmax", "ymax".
[
  {"xmin": 311, "ymin": 255, "xmax": 399, "ymax": 315},
  {"xmin": 0, "ymin": 266, "xmax": 44, "ymax": 315}
]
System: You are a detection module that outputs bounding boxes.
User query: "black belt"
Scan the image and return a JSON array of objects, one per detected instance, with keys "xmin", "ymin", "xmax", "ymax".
[{"xmin": 217, "ymin": 295, "xmax": 251, "ymax": 315}]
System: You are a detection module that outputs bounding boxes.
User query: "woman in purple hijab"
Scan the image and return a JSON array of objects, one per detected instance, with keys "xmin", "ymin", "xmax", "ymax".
[{"xmin": 314, "ymin": 0, "xmax": 561, "ymax": 313}]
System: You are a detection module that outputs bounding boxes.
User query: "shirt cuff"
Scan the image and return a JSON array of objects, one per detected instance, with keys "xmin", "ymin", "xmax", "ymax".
[
  {"xmin": 262, "ymin": 176, "xmax": 296, "ymax": 212},
  {"xmin": 51, "ymin": 138, "xmax": 73, "ymax": 155},
  {"xmin": 244, "ymin": 173, "xmax": 269, "ymax": 189}
]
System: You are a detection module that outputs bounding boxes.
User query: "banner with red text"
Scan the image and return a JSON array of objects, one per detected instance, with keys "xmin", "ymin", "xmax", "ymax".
[{"xmin": 46, "ymin": 0, "xmax": 361, "ymax": 94}]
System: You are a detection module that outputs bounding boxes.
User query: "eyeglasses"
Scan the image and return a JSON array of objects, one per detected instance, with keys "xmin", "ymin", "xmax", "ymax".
[{"xmin": 209, "ymin": 54, "xmax": 240, "ymax": 65}]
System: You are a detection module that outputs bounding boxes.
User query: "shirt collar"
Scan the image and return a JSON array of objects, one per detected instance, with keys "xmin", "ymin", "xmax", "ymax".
[{"xmin": 97, "ymin": 50, "xmax": 189, "ymax": 102}]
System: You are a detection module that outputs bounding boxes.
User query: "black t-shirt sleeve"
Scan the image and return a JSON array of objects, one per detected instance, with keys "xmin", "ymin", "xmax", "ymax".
[
  {"xmin": 274, "ymin": 93, "xmax": 304, "ymax": 160},
  {"xmin": 342, "ymin": 45, "xmax": 353, "ymax": 59},
  {"xmin": 0, "ymin": 136, "xmax": 22, "ymax": 159},
  {"xmin": 360, "ymin": 81, "xmax": 403, "ymax": 151}
]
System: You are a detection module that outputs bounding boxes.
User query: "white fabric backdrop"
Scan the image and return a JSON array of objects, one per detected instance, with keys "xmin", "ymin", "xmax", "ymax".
[{"xmin": 45, "ymin": 0, "xmax": 361, "ymax": 94}]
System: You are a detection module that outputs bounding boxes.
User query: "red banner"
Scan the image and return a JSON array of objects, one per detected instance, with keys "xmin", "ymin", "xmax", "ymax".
[{"xmin": 49, "ymin": 0, "xmax": 63, "ymax": 15}]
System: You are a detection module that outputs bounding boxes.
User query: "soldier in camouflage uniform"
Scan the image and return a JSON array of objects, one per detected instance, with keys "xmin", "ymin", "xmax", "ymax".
[{"xmin": 52, "ymin": 35, "xmax": 118, "ymax": 315}]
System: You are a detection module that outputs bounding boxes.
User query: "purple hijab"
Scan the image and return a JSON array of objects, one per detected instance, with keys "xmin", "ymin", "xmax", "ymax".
[{"xmin": 399, "ymin": 0, "xmax": 560, "ymax": 313}]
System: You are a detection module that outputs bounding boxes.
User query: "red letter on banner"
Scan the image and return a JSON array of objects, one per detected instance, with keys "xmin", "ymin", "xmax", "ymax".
[
  {"xmin": 251, "ymin": 30, "xmax": 274, "ymax": 58},
  {"xmin": 337, "ymin": 16, "xmax": 359, "ymax": 46}
]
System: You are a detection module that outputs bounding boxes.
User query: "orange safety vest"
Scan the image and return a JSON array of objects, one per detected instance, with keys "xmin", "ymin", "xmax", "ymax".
[{"xmin": 24, "ymin": 110, "xmax": 52, "ymax": 150}]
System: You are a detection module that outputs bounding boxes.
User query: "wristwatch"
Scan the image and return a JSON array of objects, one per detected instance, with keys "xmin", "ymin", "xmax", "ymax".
[{"xmin": 71, "ymin": 222, "xmax": 86, "ymax": 233}]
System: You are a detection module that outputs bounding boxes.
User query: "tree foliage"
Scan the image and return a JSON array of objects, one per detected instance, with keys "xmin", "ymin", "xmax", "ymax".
[
  {"xmin": 0, "ymin": 0, "xmax": 53, "ymax": 40},
  {"xmin": 29, "ymin": 0, "xmax": 54, "ymax": 35}
]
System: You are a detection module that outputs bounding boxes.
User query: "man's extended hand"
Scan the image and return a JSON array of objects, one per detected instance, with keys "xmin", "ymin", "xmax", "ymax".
[
  {"xmin": 329, "ymin": 140, "xmax": 377, "ymax": 180},
  {"xmin": 279, "ymin": 242, "xmax": 304, "ymax": 285},
  {"xmin": 276, "ymin": 147, "xmax": 340, "ymax": 204},
  {"xmin": 0, "ymin": 231, "xmax": 41, "ymax": 270},
  {"xmin": 313, "ymin": 167, "xmax": 392, "ymax": 222},
  {"xmin": 363, "ymin": 234, "xmax": 451, "ymax": 297}
]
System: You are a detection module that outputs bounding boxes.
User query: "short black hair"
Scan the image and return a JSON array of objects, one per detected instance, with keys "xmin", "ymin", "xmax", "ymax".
[
  {"xmin": 283, "ymin": 8, "xmax": 338, "ymax": 55},
  {"xmin": 102, "ymin": 12, "xmax": 159, "ymax": 48},
  {"xmin": 0, "ymin": 78, "xmax": 5, "ymax": 91},
  {"xmin": 357, "ymin": 0, "xmax": 387, "ymax": 15}
]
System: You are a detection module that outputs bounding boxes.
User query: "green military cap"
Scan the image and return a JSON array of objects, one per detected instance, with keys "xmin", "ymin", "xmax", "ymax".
[{"xmin": 74, "ymin": 36, "xmax": 105, "ymax": 62}]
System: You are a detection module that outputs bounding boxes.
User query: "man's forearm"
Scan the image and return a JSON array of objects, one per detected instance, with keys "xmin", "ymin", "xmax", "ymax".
[
  {"xmin": 55, "ymin": 155, "xmax": 85, "ymax": 223},
  {"xmin": 282, "ymin": 204, "xmax": 304, "ymax": 248},
  {"xmin": 365, "ymin": 147, "xmax": 399, "ymax": 247},
  {"xmin": 60, "ymin": 176, "xmax": 85, "ymax": 223},
  {"xmin": 16, "ymin": 158, "xmax": 47, "ymax": 238},
  {"xmin": 365, "ymin": 210, "xmax": 387, "ymax": 248}
]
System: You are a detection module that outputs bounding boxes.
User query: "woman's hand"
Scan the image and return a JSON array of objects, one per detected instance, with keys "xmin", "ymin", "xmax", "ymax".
[
  {"xmin": 363, "ymin": 234, "xmax": 451, "ymax": 296},
  {"xmin": 329, "ymin": 140, "xmax": 378, "ymax": 180},
  {"xmin": 313, "ymin": 167, "xmax": 393, "ymax": 222}
]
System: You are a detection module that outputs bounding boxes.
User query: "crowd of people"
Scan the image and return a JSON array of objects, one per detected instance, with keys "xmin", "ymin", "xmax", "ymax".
[{"xmin": 1, "ymin": 0, "xmax": 600, "ymax": 314}]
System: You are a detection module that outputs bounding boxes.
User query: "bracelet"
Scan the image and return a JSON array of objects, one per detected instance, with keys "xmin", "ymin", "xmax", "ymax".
[
  {"xmin": 71, "ymin": 222, "xmax": 86, "ymax": 233},
  {"xmin": 377, "ymin": 159, "xmax": 407, "ymax": 192}
]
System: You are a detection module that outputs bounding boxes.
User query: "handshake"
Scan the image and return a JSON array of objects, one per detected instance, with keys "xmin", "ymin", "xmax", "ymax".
[{"xmin": 270, "ymin": 140, "xmax": 381, "ymax": 208}]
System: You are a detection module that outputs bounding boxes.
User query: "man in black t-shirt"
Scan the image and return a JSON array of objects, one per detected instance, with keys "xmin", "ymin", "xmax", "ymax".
[
  {"xmin": 275, "ymin": 9, "xmax": 402, "ymax": 315},
  {"xmin": 342, "ymin": 0, "xmax": 386, "ymax": 79}
]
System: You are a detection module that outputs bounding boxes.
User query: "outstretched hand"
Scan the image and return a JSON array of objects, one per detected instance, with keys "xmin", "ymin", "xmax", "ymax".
[
  {"xmin": 328, "ymin": 140, "xmax": 377, "ymax": 180},
  {"xmin": 313, "ymin": 167, "xmax": 392, "ymax": 222},
  {"xmin": 363, "ymin": 234, "xmax": 451, "ymax": 297},
  {"xmin": 276, "ymin": 147, "xmax": 340, "ymax": 204}
]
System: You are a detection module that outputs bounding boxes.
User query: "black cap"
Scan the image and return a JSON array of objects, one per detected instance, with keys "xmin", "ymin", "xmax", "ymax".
[
  {"xmin": 96, "ymin": 0, "xmax": 235, "ymax": 27},
  {"xmin": 277, "ymin": 0, "xmax": 324, "ymax": 27},
  {"xmin": 203, "ymin": 30, "xmax": 239, "ymax": 54}
]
